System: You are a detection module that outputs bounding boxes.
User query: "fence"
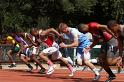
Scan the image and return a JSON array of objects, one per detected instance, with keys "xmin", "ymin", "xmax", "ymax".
[
  {"xmin": 0, "ymin": 44, "xmax": 47, "ymax": 63},
  {"xmin": 0, "ymin": 44, "xmax": 13, "ymax": 63},
  {"xmin": 59, "ymin": 45, "xmax": 101, "ymax": 65},
  {"xmin": 0, "ymin": 44, "xmax": 101, "ymax": 63}
]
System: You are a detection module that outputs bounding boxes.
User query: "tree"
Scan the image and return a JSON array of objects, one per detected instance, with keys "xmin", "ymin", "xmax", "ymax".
[
  {"xmin": 1, "ymin": 0, "xmax": 124, "ymax": 35},
  {"xmin": 93, "ymin": 0, "xmax": 124, "ymax": 23}
]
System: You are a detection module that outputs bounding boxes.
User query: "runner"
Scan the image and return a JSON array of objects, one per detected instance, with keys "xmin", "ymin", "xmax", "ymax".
[
  {"xmin": 30, "ymin": 28, "xmax": 75, "ymax": 76},
  {"xmin": 58, "ymin": 23, "xmax": 100, "ymax": 81},
  {"xmin": 11, "ymin": 33, "xmax": 34, "ymax": 71},
  {"xmin": 78, "ymin": 22, "xmax": 117, "ymax": 82},
  {"xmin": 107, "ymin": 20, "xmax": 124, "ymax": 72},
  {"xmin": 6, "ymin": 36, "xmax": 20, "ymax": 67},
  {"xmin": 18, "ymin": 32, "xmax": 46, "ymax": 73}
]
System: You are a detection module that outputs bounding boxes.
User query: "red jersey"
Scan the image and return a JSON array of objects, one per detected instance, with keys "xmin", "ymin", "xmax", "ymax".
[
  {"xmin": 88, "ymin": 22, "xmax": 112, "ymax": 41},
  {"xmin": 43, "ymin": 36, "xmax": 54, "ymax": 47},
  {"xmin": 88, "ymin": 22, "xmax": 100, "ymax": 36}
]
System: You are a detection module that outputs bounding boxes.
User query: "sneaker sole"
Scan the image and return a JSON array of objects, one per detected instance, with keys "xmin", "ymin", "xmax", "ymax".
[{"xmin": 46, "ymin": 70, "xmax": 54, "ymax": 75}]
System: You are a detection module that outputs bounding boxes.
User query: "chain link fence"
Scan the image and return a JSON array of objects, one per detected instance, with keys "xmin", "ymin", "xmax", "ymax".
[
  {"xmin": 0, "ymin": 44, "xmax": 108, "ymax": 64},
  {"xmin": 0, "ymin": 44, "xmax": 47, "ymax": 63}
]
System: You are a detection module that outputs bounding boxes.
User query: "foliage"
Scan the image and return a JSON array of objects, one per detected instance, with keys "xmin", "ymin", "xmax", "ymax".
[
  {"xmin": 93, "ymin": 0, "xmax": 124, "ymax": 23},
  {"xmin": 0, "ymin": 0, "xmax": 124, "ymax": 35}
]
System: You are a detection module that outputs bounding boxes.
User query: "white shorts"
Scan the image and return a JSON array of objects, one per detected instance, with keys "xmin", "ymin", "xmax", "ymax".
[
  {"xmin": 32, "ymin": 46, "xmax": 39, "ymax": 55},
  {"xmin": 77, "ymin": 52, "xmax": 91, "ymax": 62},
  {"xmin": 42, "ymin": 47, "xmax": 62, "ymax": 60}
]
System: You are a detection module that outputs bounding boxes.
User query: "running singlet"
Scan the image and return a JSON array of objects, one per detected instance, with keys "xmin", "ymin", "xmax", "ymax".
[
  {"xmin": 43, "ymin": 36, "xmax": 54, "ymax": 47},
  {"xmin": 62, "ymin": 28, "xmax": 91, "ymax": 48},
  {"xmin": 88, "ymin": 22, "xmax": 112, "ymax": 41},
  {"xmin": 7, "ymin": 36, "xmax": 19, "ymax": 47},
  {"xmin": 14, "ymin": 35, "xmax": 28, "ymax": 45},
  {"xmin": 37, "ymin": 30, "xmax": 55, "ymax": 47}
]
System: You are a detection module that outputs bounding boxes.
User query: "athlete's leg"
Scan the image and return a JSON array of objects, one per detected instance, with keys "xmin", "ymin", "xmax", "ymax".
[
  {"xmin": 19, "ymin": 54, "xmax": 33, "ymax": 70},
  {"xmin": 39, "ymin": 47, "xmax": 57, "ymax": 75},
  {"xmin": 52, "ymin": 50, "xmax": 75, "ymax": 77},
  {"xmin": 7, "ymin": 50, "xmax": 16, "ymax": 67},
  {"xmin": 30, "ymin": 54, "xmax": 46, "ymax": 73},
  {"xmin": 107, "ymin": 57, "xmax": 121, "ymax": 65},
  {"xmin": 108, "ymin": 57, "xmax": 122, "ymax": 73},
  {"xmin": 100, "ymin": 43, "xmax": 116, "ymax": 82},
  {"xmin": 60, "ymin": 57, "xmax": 75, "ymax": 76},
  {"xmin": 77, "ymin": 50, "xmax": 100, "ymax": 81},
  {"xmin": 39, "ymin": 52, "xmax": 54, "ymax": 66},
  {"xmin": 83, "ymin": 59, "xmax": 101, "ymax": 81}
]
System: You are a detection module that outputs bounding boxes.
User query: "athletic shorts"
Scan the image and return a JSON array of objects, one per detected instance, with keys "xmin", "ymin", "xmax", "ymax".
[
  {"xmin": 42, "ymin": 47, "xmax": 62, "ymax": 60},
  {"xmin": 76, "ymin": 48, "xmax": 91, "ymax": 62},
  {"xmin": 76, "ymin": 40, "xmax": 91, "ymax": 62},
  {"xmin": 32, "ymin": 46, "xmax": 39, "ymax": 55},
  {"xmin": 100, "ymin": 37, "xmax": 118, "ymax": 58},
  {"xmin": 11, "ymin": 46, "xmax": 20, "ymax": 54}
]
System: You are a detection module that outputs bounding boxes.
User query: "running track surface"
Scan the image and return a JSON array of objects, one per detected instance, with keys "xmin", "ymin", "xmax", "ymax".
[{"xmin": 0, "ymin": 69, "xmax": 124, "ymax": 82}]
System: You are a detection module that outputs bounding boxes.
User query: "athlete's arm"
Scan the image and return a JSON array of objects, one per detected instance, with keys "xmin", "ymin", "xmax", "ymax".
[
  {"xmin": 26, "ymin": 36, "xmax": 39, "ymax": 47},
  {"xmin": 24, "ymin": 44, "xmax": 33, "ymax": 48},
  {"xmin": 89, "ymin": 38, "xmax": 100, "ymax": 49},
  {"xmin": 40, "ymin": 28, "xmax": 61, "ymax": 37},
  {"xmin": 59, "ymin": 34, "xmax": 78, "ymax": 48},
  {"xmin": 98, "ymin": 24, "xmax": 117, "ymax": 39}
]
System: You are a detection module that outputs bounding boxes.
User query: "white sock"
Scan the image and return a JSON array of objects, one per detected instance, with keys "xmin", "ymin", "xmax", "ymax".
[
  {"xmin": 89, "ymin": 59, "xmax": 97, "ymax": 63},
  {"xmin": 13, "ymin": 63, "xmax": 16, "ymax": 65},
  {"xmin": 67, "ymin": 57, "xmax": 73, "ymax": 65},
  {"xmin": 92, "ymin": 68, "xmax": 99, "ymax": 75}
]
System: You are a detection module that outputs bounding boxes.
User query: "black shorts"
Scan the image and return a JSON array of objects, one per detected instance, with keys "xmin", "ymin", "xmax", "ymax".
[{"xmin": 100, "ymin": 38, "xmax": 118, "ymax": 58}]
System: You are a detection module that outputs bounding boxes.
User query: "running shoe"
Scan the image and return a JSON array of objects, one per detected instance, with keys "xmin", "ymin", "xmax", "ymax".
[
  {"xmin": 69, "ymin": 68, "xmax": 76, "ymax": 77},
  {"xmin": 117, "ymin": 67, "xmax": 122, "ymax": 73},
  {"xmin": 98, "ymin": 67, "xmax": 103, "ymax": 72},
  {"xmin": 27, "ymin": 66, "xmax": 33, "ymax": 72},
  {"xmin": 8, "ymin": 64, "xmax": 16, "ymax": 68},
  {"xmin": 46, "ymin": 65, "xmax": 55, "ymax": 75},
  {"xmin": 39, "ymin": 68, "xmax": 46, "ymax": 74},
  {"xmin": 69, "ymin": 72, "xmax": 74, "ymax": 77},
  {"xmin": 82, "ymin": 66, "xmax": 88, "ymax": 71},
  {"xmin": 93, "ymin": 74, "xmax": 101, "ymax": 81},
  {"xmin": 105, "ymin": 75, "xmax": 116, "ymax": 82}
]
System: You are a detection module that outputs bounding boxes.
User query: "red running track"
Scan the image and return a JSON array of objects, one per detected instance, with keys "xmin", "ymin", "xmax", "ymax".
[{"xmin": 0, "ymin": 69, "xmax": 124, "ymax": 82}]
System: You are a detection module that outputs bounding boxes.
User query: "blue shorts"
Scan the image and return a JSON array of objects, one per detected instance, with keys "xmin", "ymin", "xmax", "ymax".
[{"xmin": 77, "ymin": 38, "xmax": 91, "ymax": 55}]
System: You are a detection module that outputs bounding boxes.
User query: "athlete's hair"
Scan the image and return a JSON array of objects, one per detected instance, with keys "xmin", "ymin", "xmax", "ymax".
[
  {"xmin": 58, "ymin": 23, "xmax": 68, "ymax": 29},
  {"xmin": 77, "ymin": 23, "xmax": 85, "ymax": 31},
  {"xmin": 30, "ymin": 28, "xmax": 38, "ymax": 36},
  {"xmin": 107, "ymin": 20, "xmax": 118, "ymax": 29},
  {"xmin": 30, "ymin": 28, "xmax": 38, "ymax": 33}
]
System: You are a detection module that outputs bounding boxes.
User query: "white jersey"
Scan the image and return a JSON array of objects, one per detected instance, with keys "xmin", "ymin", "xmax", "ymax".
[
  {"xmin": 62, "ymin": 27, "xmax": 84, "ymax": 42},
  {"xmin": 62, "ymin": 27, "xmax": 91, "ymax": 48}
]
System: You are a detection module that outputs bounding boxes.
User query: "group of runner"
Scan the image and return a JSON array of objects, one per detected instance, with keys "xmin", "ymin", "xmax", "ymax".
[{"xmin": 2, "ymin": 20, "xmax": 124, "ymax": 82}]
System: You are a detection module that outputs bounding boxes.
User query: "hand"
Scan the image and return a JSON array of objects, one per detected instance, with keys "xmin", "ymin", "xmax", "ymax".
[
  {"xmin": 59, "ymin": 42, "xmax": 67, "ymax": 48},
  {"xmin": 16, "ymin": 52, "xmax": 20, "ymax": 56},
  {"xmin": 58, "ymin": 34, "xmax": 63, "ymax": 39},
  {"xmin": 24, "ymin": 45, "xmax": 28, "ymax": 48},
  {"xmin": 83, "ymin": 47, "xmax": 91, "ymax": 54},
  {"xmin": 21, "ymin": 45, "xmax": 27, "ymax": 50}
]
